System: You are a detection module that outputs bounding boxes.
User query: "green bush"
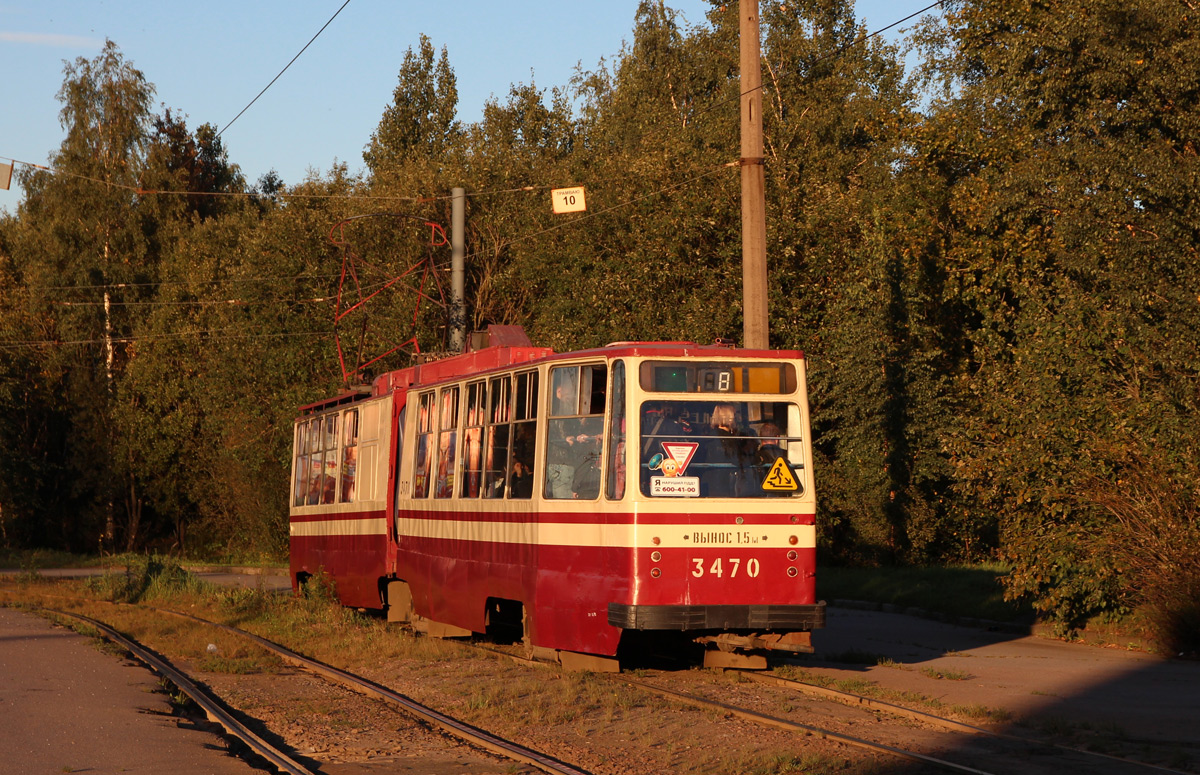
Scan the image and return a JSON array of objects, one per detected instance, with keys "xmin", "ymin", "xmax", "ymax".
[
  {"xmin": 1087, "ymin": 457, "xmax": 1200, "ymax": 655},
  {"xmin": 86, "ymin": 555, "xmax": 208, "ymax": 603}
]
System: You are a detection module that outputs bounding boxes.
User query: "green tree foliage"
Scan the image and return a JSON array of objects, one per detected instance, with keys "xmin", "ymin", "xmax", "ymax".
[
  {"xmin": 912, "ymin": 0, "xmax": 1200, "ymax": 627},
  {"xmin": 119, "ymin": 194, "xmax": 347, "ymax": 557},
  {"xmin": 2, "ymin": 41, "xmax": 156, "ymax": 550},
  {"xmin": 142, "ymin": 109, "xmax": 245, "ymax": 222},
  {"xmin": 749, "ymin": 1, "xmax": 951, "ymax": 563},
  {"xmin": 550, "ymin": 1, "xmax": 743, "ymax": 348},
  {"xmin": 364, "ymin": 34, "xmax": 460, "ymax": 176}
]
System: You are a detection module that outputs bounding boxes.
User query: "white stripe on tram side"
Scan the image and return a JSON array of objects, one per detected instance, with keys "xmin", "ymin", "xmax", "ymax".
[
  {"xmin": 290, "ymin": 515, "xmax": 817, "ymax": 550},
  {"xmin": 290, "ymin": 517, "xmax": 388, "ymax": 538}
]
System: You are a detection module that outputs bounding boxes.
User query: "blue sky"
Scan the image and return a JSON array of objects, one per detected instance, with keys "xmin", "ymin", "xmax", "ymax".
[{"xmin": 1, "ymin": 1, "xmax": 930, "ymax": 212}]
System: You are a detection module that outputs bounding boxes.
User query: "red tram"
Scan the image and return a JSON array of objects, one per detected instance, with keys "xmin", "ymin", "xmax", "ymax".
[{"xmin": 289, "ymin": 326, "xmax": 824, "ymax": 669}]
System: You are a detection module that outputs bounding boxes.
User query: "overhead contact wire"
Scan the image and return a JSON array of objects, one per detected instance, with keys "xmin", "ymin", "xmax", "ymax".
[{"xmin": 217, "ymin": 0, "xmax": 353, "ymax": 138}]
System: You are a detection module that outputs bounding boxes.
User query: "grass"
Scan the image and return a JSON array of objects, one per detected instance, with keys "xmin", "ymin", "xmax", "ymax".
[
  {"xmin": 774, "ymin": 664, "xmax": 1012, "ymax": 723},
  {"xmin": 741, "ymin": 751, "xmax": 858, "ymax": 775},
  {"xmin": 0, "ymin": 549, "xmax": 94, "ymax": 570},
  {"xmin": 950, "ymin": 703, "xmax": 1011, "ymax": 723},
  {"xmin": 818, "ymin": 562, "xmax": 1035, "ymax": 624},
  {"xmin": 920, "ymin": 666, "xmax": 972, "ymax": 681},
  {"xmin": 85, "ymin": 555, "xmax": 211, "ymax": 603},
  {"xmin": 0, "ymin": 549, "xmax": 287, "ymax": 572}
]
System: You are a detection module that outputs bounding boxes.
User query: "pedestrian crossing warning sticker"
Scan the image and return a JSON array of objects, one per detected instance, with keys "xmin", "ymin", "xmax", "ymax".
[{"xmin": 762, "ymin": 457, "xmax": 799, "ymax": 491}]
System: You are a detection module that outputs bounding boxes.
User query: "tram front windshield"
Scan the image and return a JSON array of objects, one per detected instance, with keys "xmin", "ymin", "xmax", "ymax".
[{"xmin": 638, "ymin": 399, "xmax": 804, "ymax": 498}]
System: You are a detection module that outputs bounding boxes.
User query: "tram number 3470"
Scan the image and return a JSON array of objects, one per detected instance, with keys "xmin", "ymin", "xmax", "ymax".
[{"xmin": 691, "ymin": 557, "xmax": 761, "ymax": 578}]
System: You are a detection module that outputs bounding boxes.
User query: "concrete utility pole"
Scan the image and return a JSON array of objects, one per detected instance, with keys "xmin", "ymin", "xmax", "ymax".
[
  {"xmin": 740, "ymin": 0, "xmax": 769, "ymax": 350},
  {"xmin": 450, "ymin": 187, "xmax": 466, "ymax": 352}
]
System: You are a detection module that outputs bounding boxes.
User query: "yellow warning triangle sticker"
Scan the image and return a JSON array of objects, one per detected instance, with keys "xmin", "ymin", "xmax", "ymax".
[{"xmin": 762, "ymin": 456, "xmax": 799, "ymax": 491}]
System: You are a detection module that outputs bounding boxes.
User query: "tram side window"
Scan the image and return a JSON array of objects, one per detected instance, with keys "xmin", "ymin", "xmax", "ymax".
[
  {"xmin": 413, "ymin": 392, "xmax": 435, "ymax": 498},
  {"xmin": 545, "ymin": 364, "xmax": 607, "ymax": 500},
  {"xmin": 435, "ymin": 386, "xmax": 459, "ymax": 498},
  {"xmin": 483, "ymin": 375, "xmax": 510, "ymax": 498},
  {"xmin": 298, "ymin": 413, "xmax": 339, "ymax": 505},
  {"xmin": 462, "ymin": 381, "xmax": 486, "ymax": 499},
  {"xmin": 393, "ymin": 406, "xmax": 406, "ymax": 517},
  {"xmin": 322, "ymin": 414, "xmax": 340, "ymax": 504},
  {"xmin": 293, "ymin": 422, "xmax": 309, "ymax": 507},
  {"xmin": 479, "ymin": 371, "xmax": 539, "ymax": 499},
  {"xmin": 340, "ymin": 409, "xmax": 359, "ymax": 503},
  {"xmin": 305, "ymin": 418, "xmax": 323, "ymax": 505},
  {"xmin": 605, "ymin": 360, "xmax": 626, "ymax": 500},
  {"xmin": 509, "ymin": 370, "xmax": 539, "ymax": 499}
]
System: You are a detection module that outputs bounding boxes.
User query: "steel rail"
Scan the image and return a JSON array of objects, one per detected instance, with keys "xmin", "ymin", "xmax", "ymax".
[
  {"xmin": 731, "ymin": 667, "xmax": 992, "ymax": 733},
  {"xmin": 736, "ymin": 669, "xmax": 1193, "ymax": 775},
  {"xmin": 36, "ymin": 593, "xmax": 1181, "ymax": 775},
  {"xmin": 431, "ymin": 640, "xmax": 1000, "ymax": 774},
  {"xmin": 434, "ymin": 643, "xmax": 995, "ymax": 774},
  {"xmin": 152, "ymin": 607, "xmax": 592, "ymax": 775},
  {"xmin": 45, "ymin": 609, "xmax": 318, "ymax": 775},
  {"xmin": 617, "ymin": 675, "xmax": 999, "ymax": 775}
]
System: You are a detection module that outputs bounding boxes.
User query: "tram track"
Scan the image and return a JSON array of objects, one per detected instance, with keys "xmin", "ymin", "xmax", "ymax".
[
  {"xmin": 467, "ymin": 642, "xmax": 1009, "ymax": 774},
  {"xmin": 24, "ymin": 595, "xmax": 1196, "ymax": 775},
  {"xmin": 727, "ymin": 668, "xmax": 1193, "ymax": 774},
  {"xmin": 48, "ymin": 598, "xmax": 946, "ymax": 774},
  {"xmin": 616, "ymin": 673, "xmax": 994, "ymax": 775},
  {"xmin": 614, "ymin": 669, "xmax": 1194, "ymax": 775},
  {"xmin": 471, "ymin": 641, "xmax": 1192, "ymax": 775},
  {"xmin": 44, "ymin": 608, "xmax": 319, "ymax": 775},
  {"xmin": 41, "ymin": 605, "xmax": 591, "ymax": 775}
]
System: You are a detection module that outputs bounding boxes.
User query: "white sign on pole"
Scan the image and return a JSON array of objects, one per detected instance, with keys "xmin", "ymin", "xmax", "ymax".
[{"xmin": 551, "ymin": 186, "xmax": 586, "ymax": 214}]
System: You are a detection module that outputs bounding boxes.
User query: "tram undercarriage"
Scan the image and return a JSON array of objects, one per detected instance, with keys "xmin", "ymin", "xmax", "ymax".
[{"xmin": 382, "ymin": 577, "xmax": 823, "ymax": 671}]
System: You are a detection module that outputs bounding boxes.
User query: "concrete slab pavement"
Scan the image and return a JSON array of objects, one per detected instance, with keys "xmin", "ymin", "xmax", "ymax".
[
  {"xmin": 0, "ymin": 607, "xmax": 261, "ymax": 774},
  {"xmin": 809, "ymin": 606, "xmax": 1200, "ymax": 746}
]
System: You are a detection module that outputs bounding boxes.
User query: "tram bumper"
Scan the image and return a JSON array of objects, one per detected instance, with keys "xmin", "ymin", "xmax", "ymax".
[{"xmin": 607, "ymin": 600, "xmax": 826, "ymax": 631}]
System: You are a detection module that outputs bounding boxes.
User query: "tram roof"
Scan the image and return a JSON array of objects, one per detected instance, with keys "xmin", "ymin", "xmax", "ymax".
[
  {"xmin": 367, "ymin": 327, "xmax": 803, "ymax": 397},
  {"xmin": 300, "ymin": 326, "xmax": 805, "ymax": 410}
]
